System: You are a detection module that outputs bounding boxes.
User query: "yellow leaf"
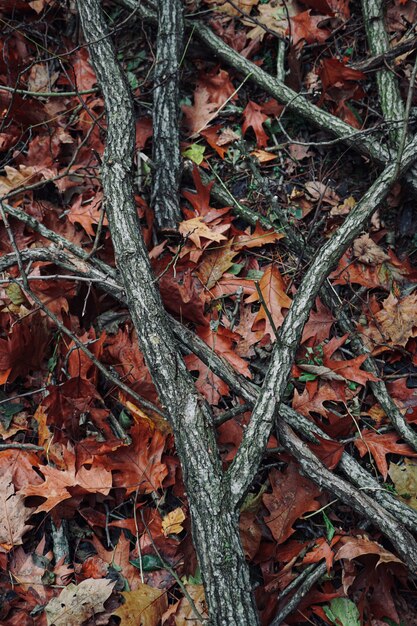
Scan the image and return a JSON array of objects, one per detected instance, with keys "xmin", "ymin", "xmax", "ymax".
[
  {"xmin": 162, "ymin": 508, "xmax": 186, "ymax": 536},
  {"xmin": 113, "ymin": 586, "xmax": 168, "ymax": 626}
]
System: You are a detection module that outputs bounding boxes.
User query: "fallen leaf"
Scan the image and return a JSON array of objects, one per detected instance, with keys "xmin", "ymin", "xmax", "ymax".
[
  {"xmin": 242, "ymin": 100, "xmax": 269, "ymax": 147},
  {"xmin": 197, "ymin": 241, "xmax": 237, "ymax": 289},
  {"xmin": 246, "ymin": 264, "xmax": 292, "ymax": 339},
  {"xmin": 354, "ymin": 430, "xmax": 417, "ymax": 480},
  {"xmin": 263, "ymin": 463, "xmax": 321, "ymax": 544},
  {"xmin": 162, "ymin": 508, "xmax": 186, "ymax": 536},
  {"xmin": 335, "ymin": 536, "xmax": 403, "ymax": 567},
  {"xmin": 353, "ymin": 234, "xmax": 390, "ymax": 265},
  {"xmin": 45, "ymin": 578, "xmax": 115, "ymax": 626},
  {"xmin": 113, "ymin": 586, "xmax": 168, "ymax": 626},
  {"xmin": 375, "ymin": 292, "xmax": 417, "ymax": 347},
  {"xmin": 0, "ymin": 469, "xmax": 33, "ymax": 550},
  {"xmin": 179, "ymin": 216, "xmax": 229, "ymax": 248},
  {"xmin": 174, "ymin": 584, "xmax": 209, "ymax": 625},
  {"xmin": 388, "ymin": 459, "xmax": 417, "ymax": 510},
  {"xmin": 301, "ymin": 298, "xmax": 335, "ymax": 344},
  {"xmin": 234, "ymin": 222, "xmax": 284, "ymax": 250}
]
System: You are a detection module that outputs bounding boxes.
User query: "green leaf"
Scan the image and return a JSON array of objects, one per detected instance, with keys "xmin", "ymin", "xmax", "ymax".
[
  {"xmin": 0, "ymin": 401, "xmax": 25, "ymax": 429},
  {"xmin": 130, "ymin": 554, "xmax": 165, "ymax": 572},
  {"xmin": 182, "ymin": 144, "xmax": 206, "ymax": 165},
  {"xmin": 324, "ymin": 598, "xmax": 360, "ymax": 626},
  {"xmin": 182, "ymin": 567, "xmax": 202, "ymax": 585},
  {"xmin": 323, "ymin": 511, "xmax": 335, "ymax": 542},
  {"xmin": 228, "ymin": 263, "xmax": 244, "ymax": 276},
  {"xmin": 246, "ymin": 269, "xmax": 264, "ymax": 280},
  {"xmin": 298, "ymin": 372, "xmax": 317, "ymax": 382}
]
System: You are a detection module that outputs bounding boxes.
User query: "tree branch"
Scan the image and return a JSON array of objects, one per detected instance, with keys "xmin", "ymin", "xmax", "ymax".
[{"xmin": 226, "ymin": 133, "xmax": 417, "ymax": 506}]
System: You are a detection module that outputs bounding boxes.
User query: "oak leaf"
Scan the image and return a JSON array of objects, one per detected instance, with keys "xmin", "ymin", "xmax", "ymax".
[
  {"xmin": 335, "ymin": 536, "xmax": 403, "ymax": 567},
  {"xmin": 0, "ymin": 469, "xmax": 34, "ymax": 550},
  {"xmin": 354, "ymin": 429, "xmax": 417, "ymax": 480},
  {"xmin": 388, "ymin": 459, "xmax": 417, "ymax": 510},
  {"xmin": 263, "ymin": 463, "xmax": 321, "ymax": 544},
  {"xmin": 242, "ymin": 100, "xmax": 269, "ymax": 147},
  {"xmin": 374, "ymin": 292, "xmax": 417, "ymax": 347},
  {"xmin": 291, "ymin": 11, "xmax": 331, "ymax": 46},
  {"xmin": 197, "ymin": 241, "xmax": 237, "ymax": 289},
  {"xmin": 246, "ymin": 264, "xmax": 292, "ymax": 339},
  {"xmin": 23, "ymin": 448, "xmax": 112, "ymax": 513},
  {"xmin": 234, "ymin": 222, "xmax": 284, "ymax": 250},
  {"xmin": 301, "ymin": 298, "xmax": 335, "ymax": 344},
  {"xmin": 353, "ymin": 234, "xmax": 390, "ymax": 266},
  {"xmin": 108, "ymin": 420, "xmax": 168, "ymax": 495},
  {"xmin": 162, "ymin": 507, "xmax": 186, "ymax": 536},
  {"xmin": 322, "ymin": 335, "xmax": 379, "ymax": 386},
  {"xmin": 179, "ymin": 216, "xmax": 229, "ymax": 248},
  {"xmin": 173, "ymin": 584, "xmax": 209, "ymax": 625}
]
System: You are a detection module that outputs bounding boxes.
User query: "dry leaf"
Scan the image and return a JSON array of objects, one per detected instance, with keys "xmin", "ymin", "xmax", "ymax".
[
  {"xmin": 0, "ymin": 469, "xmax": 33, "ymax": 550},
  {"xmin": 174, "ymin": 584, "xmax": 209, "ymax": 625},
  {"xmin": 45, "ymin": 578, "xmax": 115, "ymax": 626},
  {"xmin": 162, "ymin": 508, "xmax": 186, "ymax": 536},
  {"xmin": 374, "ymin": 292, "xmax": 417, "ymax": 347},
  {"xmin": 179, "ymin": 216, "xmax": 229, "ymax": 248},
  {"xmin": 113, "ymin": 586, "xmax": 168, "ymax": 626},
  {"xmin": 353, "ymin": 234, "xmax": 390, "ymax": 265}
]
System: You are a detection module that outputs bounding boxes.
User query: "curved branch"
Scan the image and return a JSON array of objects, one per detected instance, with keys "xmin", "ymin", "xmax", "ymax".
[{"xmin": 226, "ymin": 133, "xmax": 417, "ymax": 506}]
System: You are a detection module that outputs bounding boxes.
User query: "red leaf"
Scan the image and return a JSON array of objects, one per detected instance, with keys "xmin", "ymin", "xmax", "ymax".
[
  {"xmin": 263, "ymin": 463, "xmax": 321, "ymax": 544},
  {"xmin": 308, "ymin": 436, "xmax": 344, "ymax": 470},
  {"xmin": 290, "ymin": 11, "xmax": 331, "ymax": 46},
  {"xmin": 301, "ymin": 297, "xmax": 335, "ymax": 344},
  {"xmin": 354, "ymin": 429, "xmax": 417, "ymax": 480},
  {"xmin": 322, "ymin": 334, "xmax": 379, "ymax": 386},
  {"xmin": 246, "ymin": 264, "xmax": 292, "ymax": 339},
  {"xmin": 242, "ymin": 101, "xmax": 269, "ymax": 148}
]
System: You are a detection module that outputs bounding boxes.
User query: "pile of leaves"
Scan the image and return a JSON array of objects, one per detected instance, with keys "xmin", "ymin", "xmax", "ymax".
[{"xmin": 0, "ymin": 0, "xmax": 417, "ymax": 624}]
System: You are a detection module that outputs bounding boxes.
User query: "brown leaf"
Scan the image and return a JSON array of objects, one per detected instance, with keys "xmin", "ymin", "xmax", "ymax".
[
  {"xmin": 263, "ymin": 463, "xmax": 321, "ymax": 544},
  {"xmin": 335, "ymin": 536, "xmax": 403, "ymax": 567},
  {"xmin": 45, "ymin": 578, "xmax": 115, "ymax": 626},
  {"xmin": 23, "ymin": 448, "xmax": 112, "ymax": 513},
  {"xmin": 173, "ymin": 584, "xmax": 209, "ymax": 625},
  {"xmin": 290, "ymin": 11, "xmax": 331, "ymax": 46},
  {"xmin": 242, "ymin": 101, "xmax": 269, "ymax": 147},
  {"xmin": 375, "ymin": 292, "xmax": 417, "ymax": 347},
  {"xmin": 113, "ymin": 586, "xmax": 168, "ymax": 626},
  {"xmin": 246, "ymin": 264, "xmax": 292, "ymax": 339},
  {"xmin": 322, "ymin": 334, "xmax": 379, "ymax": 386},
  {"xmin": 301, "ymin": 298, "xmax": 335, "ymax": 344},
  {"xmin": 0, "ymin": 469, "xmax": 33, "ymax": 550},
  {"xmin": 353, "ymin": 234, "xmax": 390, "ymax": 266},
  {"xmin": 354, "ymin": 429, "xmax": 417, "ymax": 480},
  {"xmin": 179, "ymin": 216, "xmax": 229, "ymax": 248},
  {"xmin": 197, "ymin": 241, "xmax": 237, "ymax": 289},
  {"xmin": 234, "ymin": 222, "xmax": 284, "ymax": 250}
]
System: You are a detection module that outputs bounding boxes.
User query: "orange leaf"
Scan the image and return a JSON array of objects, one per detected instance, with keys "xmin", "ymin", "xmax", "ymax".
[
  {"xmin": 354, "ymin": 429, "xmax": 417, "ymax": 480},
  {"xmin": 246, "ymin": 264, "xmax": 292, "ymax": 339}
]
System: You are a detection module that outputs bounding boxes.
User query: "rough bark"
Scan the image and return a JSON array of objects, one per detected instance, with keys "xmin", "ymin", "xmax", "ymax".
[
  {"xmin": 226, "ymin": 134, "xmax": 417, "ymax": 506},
  {"xmin": 128, "ymin": 0, "xmax": 417, "ymax": 194},
  {"xmin": 151, "ymin": 0, "xmax": 183, "ymax": 230},
  {"xmin": 361, "ymin": 0, "xmax": 405, "ymax": 147},
  {"xmin": 77, "ymin": 2, "xmax": 259, "ymax": 623}
]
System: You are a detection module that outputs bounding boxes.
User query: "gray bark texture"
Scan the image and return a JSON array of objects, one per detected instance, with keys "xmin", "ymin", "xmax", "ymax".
[
  {"xmin": 151, "ymin": 0, "xmax": 183, "ymax": 230},
  {"xmin": 78, "ymin": 1, "xmax": 258, "ymax": 624},
  {"xmin": 73, "ymin": 0, "xmax": 417, "ymax": 621}
]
